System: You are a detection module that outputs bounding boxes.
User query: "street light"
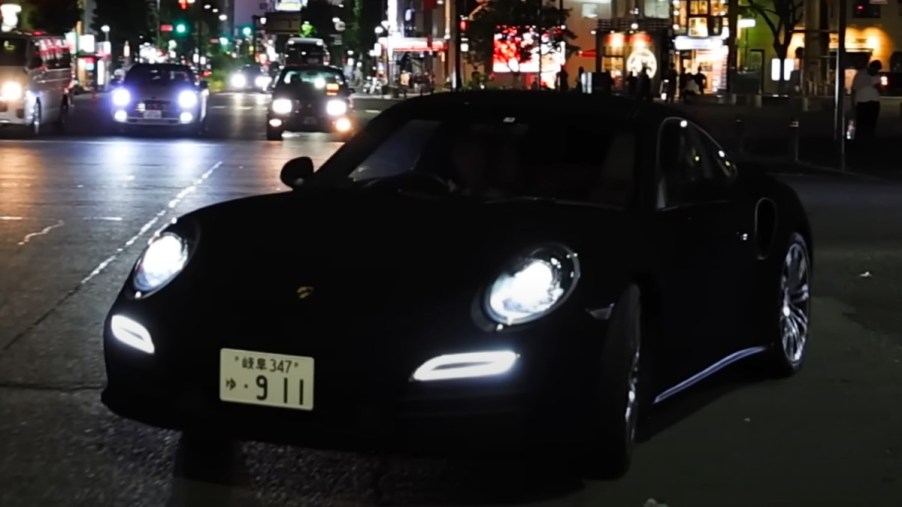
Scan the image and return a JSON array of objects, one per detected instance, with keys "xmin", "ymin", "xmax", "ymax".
[
  {"xmin": 101, "ymin": 24, "xmax": 110, "ymax": 42},
  {"xmin": 219, "ymin": 14, "xmax": 227, "ymax": 21}
]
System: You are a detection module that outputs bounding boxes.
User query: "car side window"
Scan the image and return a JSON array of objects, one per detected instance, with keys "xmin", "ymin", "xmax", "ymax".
[
  {"xmin": 656, "ymin": 119, "xmax": 727, "ymax": 209},
  {"xmin": 695, "ymin": 128, "xmax": 739, "ymax": 183},
  {"xmin": 348, "ymin": 119, "xmax": 441, "ymax": 181}
]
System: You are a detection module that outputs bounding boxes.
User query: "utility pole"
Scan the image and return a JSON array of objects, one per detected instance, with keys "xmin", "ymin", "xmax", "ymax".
[
  {"xmin": 537, "ymin": 0, "xmax": 542, "ymax": 88},
  {"xmin": 834, "ymin": 0, "xmax": 847, "ymax": 170},
  {"xmin": 726, "ymin": 0, "xmax": 738, "ymax": 92},
  {"xmin": 594, "ymin": 19, "xmax": 601, "ymax": 73},
  {"xmin": 453, "ymin": 0, "xmax": 463, "ymax": 90}
]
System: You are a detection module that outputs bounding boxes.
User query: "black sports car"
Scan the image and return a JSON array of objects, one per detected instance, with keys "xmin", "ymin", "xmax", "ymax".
[
  {"xmin": 266, "ymin": 65, "xmax": 354, "ymax": 140},
  {"xmin": 102, "ymin": 92, "xmax": 812, "ymax": 479}
]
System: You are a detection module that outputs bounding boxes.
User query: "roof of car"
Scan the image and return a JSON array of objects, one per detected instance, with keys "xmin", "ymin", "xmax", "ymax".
[
  {"xmin": 388, "ymin": 91, "xmax": 693, "ymax": 124},
  {"xmin": 281, "ymin": 64, "xmax": 342, "ymax": 72}
]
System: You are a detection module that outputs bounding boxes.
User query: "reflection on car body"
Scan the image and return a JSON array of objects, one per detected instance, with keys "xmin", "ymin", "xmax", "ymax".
[
  {"xmin": 101, "ymin": 92, "xmax": 813, "ymax": 480},
  {"xmin": 110, "ymin": 63, "xmax": 209, "ymax": 135},
  {"xmin": 266, "ymin": 64, "xmax": 354, "ymax": 140}
]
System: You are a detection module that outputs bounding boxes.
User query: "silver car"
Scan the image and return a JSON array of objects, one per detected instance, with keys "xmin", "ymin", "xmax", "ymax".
[{"xmin": 110, "ymin": 63, "xmax": 209, "ymax": 135}]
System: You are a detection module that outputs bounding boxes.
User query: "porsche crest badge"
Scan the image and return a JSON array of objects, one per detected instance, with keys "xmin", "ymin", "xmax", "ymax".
[{"xmin": 296, "ymin": 286, "xmax": 315, "ymax": 299}]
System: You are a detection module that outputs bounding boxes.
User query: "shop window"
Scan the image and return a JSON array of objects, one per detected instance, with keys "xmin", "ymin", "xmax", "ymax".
[
  {"xmin": 688, "ymin": 17, "xmax": 709, "ymax": 37},
  {"xmin": 644, "ymin": 0, "xmax": 671, "ymax": 19},
  {"xmin": 852, "ymin": 0, "xmax": 880, "ymax": 18},
  {"xmin": 582, "ymin": 1, "xmax": 611, "ymax": 19}
]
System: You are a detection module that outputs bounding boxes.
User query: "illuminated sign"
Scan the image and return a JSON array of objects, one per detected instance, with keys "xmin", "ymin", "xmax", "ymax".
[
  {"xmin": 627, "ymin": 48, "xmax": 658, "ymax": 78},
  {"xmin": 275, "ymin": 0, "xmax": 303, "ymax": 11},
  {"xmin": 0, "ymin": 3, "xmax": 22, "ymax": 32}
]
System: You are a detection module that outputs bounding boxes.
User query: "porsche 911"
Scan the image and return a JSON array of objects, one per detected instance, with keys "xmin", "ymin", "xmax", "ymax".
[{"xmin": 101, "ymin": 92, "xmax": 812, "ymax": 479}]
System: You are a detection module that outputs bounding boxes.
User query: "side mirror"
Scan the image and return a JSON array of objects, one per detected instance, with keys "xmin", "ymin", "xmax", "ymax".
[
  {"xmin": 280, "ymin": 156, "xmax": 315, "ymax": 189},
  {"xmin": 348, "ymin": 87, "xmax": 356, "ymax": 94},
  {"xmin": 199, "ymin": 81, "xmax": 209, "ymax": 90}
]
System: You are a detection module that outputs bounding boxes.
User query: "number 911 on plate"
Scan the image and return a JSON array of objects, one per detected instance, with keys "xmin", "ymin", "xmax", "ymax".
[{"xmin": 219, "ymin": 348, "xmax": 314, "ymax": 411}]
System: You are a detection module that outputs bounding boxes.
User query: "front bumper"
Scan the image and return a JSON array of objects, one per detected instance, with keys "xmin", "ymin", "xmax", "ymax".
[
  {"xmin": 0, "ymin": 99, "xmax": 31, "ymax": 126},
  {"xmin": 267, "ymin": 112, "xmax": 351, "ymax": 133},
  {"xmin": 101, "ymin": 305, "xmax": 607, "ymax": 457},
  {"xmin": 112, "ymin": 101, "xmax": 202, "ymax": 127}
]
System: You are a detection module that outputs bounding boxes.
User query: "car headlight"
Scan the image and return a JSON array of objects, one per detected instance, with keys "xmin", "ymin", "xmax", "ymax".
[
  {"xmin": 178, "ymin": 90, "xmax": 198, "ymax": 108},
  {"xmin": 485, "ymin": 245, "xmax": 580, "ymax": 325},
  {"xmin": 271, "ymin": 98, "xmax": 293, "ymax": 114},
  {"xmin": 111, "ymin": 88, "xmax": 130, "ymax": 107},
  {"xmin": 0, "ymin": 81, "xmax": 23, "ymax": 101},
  {"xmin": 325, "ymin": 99, "xmax": 348, "ymax": 116},
  {"xmin": 133, "ymin": 232, "xmax": 189, "ymax": 293},
  {"xmin": 255, "ymin": 75, "xmax": 271, "ymax": 89},
  {"xmin": 231, "ymin": 74, "xmax": 247, "ymax": 88}
]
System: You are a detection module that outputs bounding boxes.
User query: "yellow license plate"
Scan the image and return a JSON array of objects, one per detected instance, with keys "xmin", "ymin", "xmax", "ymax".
[{"xmin": 219, "ymin": 348, "xmax": 314, "ymax": 410}]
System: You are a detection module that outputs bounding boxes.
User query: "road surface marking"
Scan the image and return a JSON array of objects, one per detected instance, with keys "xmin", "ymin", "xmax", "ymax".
[
  {"xmin": 0, "ymin": 216, "xmax": 25, "ymax": 221},
  {"xmin": 80, "ymin": 160, "xmax": 223, "ymax": 286},
  {"xmin": 83, "ymin": 217, "xmax": 123, "ymax": 221},
  {"xmin": 17, "ymin": 220, "xmax": 64, "ymax": 246}
]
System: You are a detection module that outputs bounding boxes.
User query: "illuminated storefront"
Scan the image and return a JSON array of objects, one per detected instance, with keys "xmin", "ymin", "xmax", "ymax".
[
  {"xmin": 671, "ymin": 0, "xmax": 729, "ymax": 93},
  {"xmin": 583, "ymin": 31, "xmax": 664, "ymax": 91}
]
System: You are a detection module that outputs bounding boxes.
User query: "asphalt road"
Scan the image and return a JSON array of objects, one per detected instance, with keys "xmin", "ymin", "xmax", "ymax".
[{"xmin": 1, "ymin": 94, "xmax": 901, "ymax": 507}]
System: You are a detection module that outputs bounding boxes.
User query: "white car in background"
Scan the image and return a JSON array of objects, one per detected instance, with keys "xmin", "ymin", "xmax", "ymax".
[{"xmin": 0, "ymin": 31, "xmax": 74, "ymax": 136}]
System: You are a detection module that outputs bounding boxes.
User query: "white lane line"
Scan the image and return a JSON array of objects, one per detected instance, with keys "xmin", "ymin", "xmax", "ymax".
[
  {"xmin": 0, "ymin": 216, "xmax": 25, "ymax": 221},
  {"xmin": 83, "ymin": 217, "xmax": 123, "ymax": 221},
  {"xmin": 80, "ymin": 160, "xmax": 223, "ymax": 286},
  {"xmin": 363, "ymin": 109, "xmax": 380, "ymax": 114},
  {"xmin": 17, "ymin": 220, "xmax": 64, "ymax": 246}
]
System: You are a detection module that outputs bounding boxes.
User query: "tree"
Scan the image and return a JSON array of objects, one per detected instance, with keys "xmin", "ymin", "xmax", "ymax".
[
  {"xmin": 25, "ymin": 0, "xmax": 82, "ymax": 34},
  {"xmin": 466, "ymin": 0, "xmax": 575, "ymax": 75},
  {"xmin": 92, "ymin": 0, "xmax": 157, "ymax": 66},
  {"xmin": 347, "ymin": 0, "xmax": 382, "ymax": 65},
  {"xmin": 745, "ymin": 0, "xmax": 804, "ymax": 93}
]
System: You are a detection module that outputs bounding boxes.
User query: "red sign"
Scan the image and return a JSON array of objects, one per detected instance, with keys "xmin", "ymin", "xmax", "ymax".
[
  {"xmin": 161, "ymin": 24, "xmax": 173, "ymax": 32},
  {"xmin": 179, "ymin": 0, "xmax": 189, "ymax": 9}
]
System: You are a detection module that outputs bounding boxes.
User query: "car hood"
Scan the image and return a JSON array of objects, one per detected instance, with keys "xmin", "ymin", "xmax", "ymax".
[
  {"xmin": 181, "ymin": 188, "xmax": 624, "ymax": 293},
  {"xmin": 152, "ymin": 188, "xmax": 634, "ymax": 355}
]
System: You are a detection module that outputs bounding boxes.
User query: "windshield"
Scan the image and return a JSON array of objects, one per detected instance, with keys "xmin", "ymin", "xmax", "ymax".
[
  {"xmin": 0, "ymin": 37, "xmax": 27, "ymax": 67},
  {"xmin": 329, "ymin": 115, "xmax": 637, "ymax": 207},
  {"xmin": 239, "ymin": 65, "xmax": 263, "ymax": 75},
  {"xmin": 285, "ymin": 42, "xmax": 327, "ymax": 64},
  {"xmin": 124, "ymin": 65, "xmax": 195, "ymax": 85},
  {"xmin": 276, "ymin": 68, "xmax": 345, "ymax": 91}
]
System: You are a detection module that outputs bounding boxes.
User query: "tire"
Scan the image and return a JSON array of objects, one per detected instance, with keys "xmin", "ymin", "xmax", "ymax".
[
  {"xmin": 574, "ymin": 284, "xmax": 647, "ymax": 479},
  {"xmin": 266, "ymin": 127, "xmax": 283, "ymax": 141},
  {"xmin": 26, "ymin": 101, "xmax": 41, "ymax": 137},
  {"xmin": 55, "ymin": 100, "xmax": 69, "ymax": 134},
  {"xmin": 759, "ymin": 232, "xmax": 811, "ymax": 377}
]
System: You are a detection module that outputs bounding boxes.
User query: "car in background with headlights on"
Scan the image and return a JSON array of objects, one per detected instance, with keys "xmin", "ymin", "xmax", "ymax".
[
  {"xmin": 266, "ymin": 65, "xmax": 354, "ymax": 140},
  {"xmin": 110, "ymin": 63, "xmax": 209, "ymax": 135},
  {"xmin": 0, "ymin": 32, "xmax": 74, "ymax": 136},
  {"xmin": 101, "ymin": 91, "xmax": 813, "ymax": 480},
  {"xmin": 229, "ymin": 64, "xmax": 271, "ymax": 92}
]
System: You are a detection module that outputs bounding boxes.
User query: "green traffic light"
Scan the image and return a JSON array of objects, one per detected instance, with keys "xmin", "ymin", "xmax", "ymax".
[
  {"xmin": 175, "ymin": 23, "xmax": 187, "ymax": 34},
  {"xmin": 242, "ymin": 26, "xmax": 252, "ymax": 37}
]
